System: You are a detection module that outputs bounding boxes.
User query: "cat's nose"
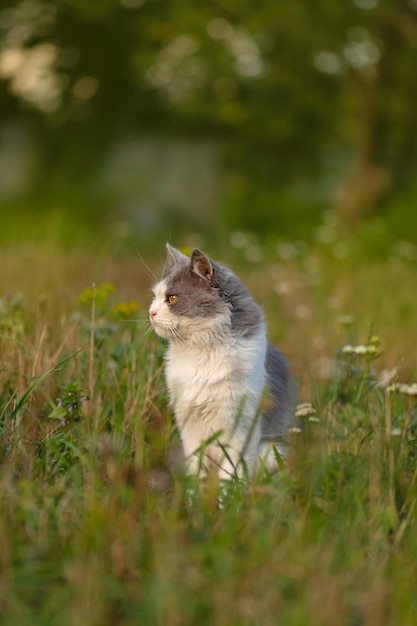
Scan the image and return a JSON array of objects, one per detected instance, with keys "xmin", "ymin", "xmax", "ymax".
[{"xmin": 149, "ymin": 307, "xmax": 157, "ymax": 319}]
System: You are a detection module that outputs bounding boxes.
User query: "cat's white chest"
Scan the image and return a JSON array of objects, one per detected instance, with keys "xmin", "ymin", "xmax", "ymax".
[
  {"xmin": 165, "ymin": 330, "xmax": 267, "ymax": 429},
  {"xmin": 167, "ymin": 339, "xmax": 239, "ymax": 394},
  {"xmin": 165, "ymin": 330, "xmax": 268, "ymax": 476}
]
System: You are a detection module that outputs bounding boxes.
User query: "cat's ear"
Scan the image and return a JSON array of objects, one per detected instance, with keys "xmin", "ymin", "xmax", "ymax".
[
  {"xmin": 163, "ymin": 244, "xmax": 188, "ymax": 276},
  {"xmin": 190, "ymin": 249, "xmax": 215, "ymax": 285}
]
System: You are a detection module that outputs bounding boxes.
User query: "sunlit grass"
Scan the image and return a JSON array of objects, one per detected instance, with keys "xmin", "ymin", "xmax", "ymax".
[{"xmin": 1, "ymin": 235, "xmax": 417, "ymax": 625}]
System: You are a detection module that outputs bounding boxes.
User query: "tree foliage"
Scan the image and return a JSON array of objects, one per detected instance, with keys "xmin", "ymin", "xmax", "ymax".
[{"xmin": 0, "ymin": 0, "xmax": 416, "ymax": 222}]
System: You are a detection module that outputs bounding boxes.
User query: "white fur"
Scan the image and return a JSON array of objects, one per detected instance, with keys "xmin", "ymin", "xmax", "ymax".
[{"xmin": 150, "ymin": 281, "xmax": 268, "ymax": 479}]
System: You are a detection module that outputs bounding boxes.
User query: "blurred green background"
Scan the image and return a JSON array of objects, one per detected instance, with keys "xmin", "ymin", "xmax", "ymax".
[{"xmin": 0, "ymin": 0, "xmax": 417, "ymax": 248}]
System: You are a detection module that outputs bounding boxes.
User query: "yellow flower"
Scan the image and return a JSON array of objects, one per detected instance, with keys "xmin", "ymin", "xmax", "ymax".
[
  {"xmin": 79, "ymin": 283, "xmax": 115, "ymax": 307},
  {"xmin": 179, "ymin": 246, "xmax": 193, "ymax": 256},
  {"xmin": 114, "ymin": 300, "xmax": 139, "ymax": 318}
]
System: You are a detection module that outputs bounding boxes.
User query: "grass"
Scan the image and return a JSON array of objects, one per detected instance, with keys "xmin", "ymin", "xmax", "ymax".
[{"xmin": 1, "ymin": 233, "xmax": 417, "ymax": 626}]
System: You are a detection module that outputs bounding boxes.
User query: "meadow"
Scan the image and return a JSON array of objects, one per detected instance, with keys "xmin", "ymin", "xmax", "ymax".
[{"xmin": 1, "ymin": 229, "xmax": 417, "ymax": 626}]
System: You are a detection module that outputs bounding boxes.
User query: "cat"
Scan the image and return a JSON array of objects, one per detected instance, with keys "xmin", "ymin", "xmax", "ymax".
[{"xmin": 149, "ymin": 244, "xmax": 295, "ymax": 480}]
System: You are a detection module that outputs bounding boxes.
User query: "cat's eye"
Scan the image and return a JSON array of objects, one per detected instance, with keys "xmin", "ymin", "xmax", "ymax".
[{"xmin": 168, "ymin": 294, "xmax": 178, "ymax": 304}]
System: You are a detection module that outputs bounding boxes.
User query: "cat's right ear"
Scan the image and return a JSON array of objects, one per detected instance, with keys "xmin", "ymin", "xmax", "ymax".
[
  {"xmin": 190, "ymin": 249, "xmax": 215, "ymax": 285},
  {"xmin": 163, "ymin": 244, "xmax": 189, "ymax": 276}
]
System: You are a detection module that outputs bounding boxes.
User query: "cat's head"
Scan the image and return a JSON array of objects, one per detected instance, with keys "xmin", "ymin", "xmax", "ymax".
[{"xmin": 149, "ymin": 244, "xmax": 231, "ymax": 341}]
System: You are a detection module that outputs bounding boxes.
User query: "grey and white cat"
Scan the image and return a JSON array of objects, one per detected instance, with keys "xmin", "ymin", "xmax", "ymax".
[{"xmin": 149, "ymin": 244, "xmax": 295, "ymax": 480}]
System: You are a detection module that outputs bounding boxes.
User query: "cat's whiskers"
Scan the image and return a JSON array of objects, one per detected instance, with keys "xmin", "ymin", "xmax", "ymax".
[
  {"xmin": 136, "ymin": 248, "xmax": 158, "ymax": 281},
  {"xmin": 124, "ymin": 315, "xmax": 154, "ymax": 340},
  {"xmin": 169, "ymin": 324, "xmax": 187, "ymax": 347},
  {"xmin": 144, "ymin": 324, "xmax": 155, "ymax": 340},
  {"xmin": 123, "ymin": 318, "xmax": 149, "ymax": 326}
]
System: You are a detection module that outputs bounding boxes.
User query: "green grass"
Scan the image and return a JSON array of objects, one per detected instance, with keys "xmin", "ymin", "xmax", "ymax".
[{"xmin": 1, "ymin": 236, "xmax": 417, "ymax": 626}]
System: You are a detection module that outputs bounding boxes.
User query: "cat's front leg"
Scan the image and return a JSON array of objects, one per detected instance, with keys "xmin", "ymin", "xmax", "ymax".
[
  {"xmin": 177, "ymin": 417, "xmax": 211, "ymax": 477},
  {"xmin": 216, "ymin": 436, "xmax": 257, "ymax": 481},
  {"xmin": 181, "ymin": 430, "xmax": 243, "ymax": 479}
]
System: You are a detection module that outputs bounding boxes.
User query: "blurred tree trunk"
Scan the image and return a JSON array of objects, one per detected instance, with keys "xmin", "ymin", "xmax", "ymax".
[
  {"xmin": 333, "ymin": 81, "xmax": 391, "ymax": 221},
  {"xmin": 334, "ymin": 0, "xmax": 417, "ymax": 222}
]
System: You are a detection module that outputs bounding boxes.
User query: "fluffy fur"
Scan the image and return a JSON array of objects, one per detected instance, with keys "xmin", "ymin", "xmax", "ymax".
[{"xmin": 149, "ymin": 244, "xmax": 294, "ymax": 479}]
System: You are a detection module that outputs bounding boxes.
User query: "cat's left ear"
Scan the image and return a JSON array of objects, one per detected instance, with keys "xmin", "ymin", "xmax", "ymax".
[{"xmin": 190, "ymin": 249, "xmax": 215, "ymax": 285}]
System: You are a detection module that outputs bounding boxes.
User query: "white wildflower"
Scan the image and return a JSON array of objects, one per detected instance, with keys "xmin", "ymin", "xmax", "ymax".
[
  {"xmin": 389, "ymin": 428, "xmax": 402, "ymax": 437},
  {"xmin": 295, "ymin": 402, "xmax": 317, "ymax": 418},
  {"xmin": 387, "ymin": 383, "xmax": 417, "ymax": 396},
  {"xmin": 354, "ymin": 345, "xmax": 368, "ymax": 356},
  {"xmin": 342, "ymin": 344, "xmax": 379, "ymax": 357},
  {"xmin": 400, "ymin": 383, "xmax": 417, "ymax": 396},
  {"xmin": 289, "ymin": 427, "xmax": 302, "ymax": 434},
  {"xmin": 377, "ymin": 368, "xmax": 398, "ymax": 388}
]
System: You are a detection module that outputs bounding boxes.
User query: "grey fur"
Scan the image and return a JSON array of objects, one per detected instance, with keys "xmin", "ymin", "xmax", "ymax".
[
  {"xmin": 163, "ymin": 247, "xmax": 264, "ymax": 338},
  {"xmin": 262, "ymin": 344, "xmax": 296, "ymax": 443}
]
